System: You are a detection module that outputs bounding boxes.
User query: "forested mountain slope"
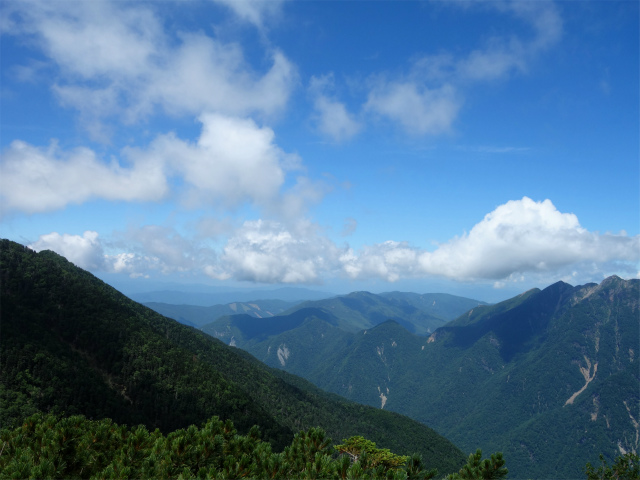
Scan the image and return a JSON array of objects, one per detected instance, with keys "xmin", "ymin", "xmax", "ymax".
[{"xmin": 0, "ymin": 239, "xmax": 465, "ymax": 473}]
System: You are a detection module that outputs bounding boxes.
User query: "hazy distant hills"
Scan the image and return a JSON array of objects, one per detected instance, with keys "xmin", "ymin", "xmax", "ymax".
[
  {"xmin": 143, "ymin": 299, "xmax": 298, "ymax": 328},
  {"xmin": 207, "ymin": 276, "xmax": 639, "ymax": 478},
  {"xmin": 279, "ymin": 291, "xmax": 487, "ymax": 334},
  {"xmin": 195, "ymin": 291, "xmax": 486, "ymax": 344},
  {"xmin": 0, "ymin": 239, "xmax": 465, "ymax": 473},
  {"xmin": 129, "ymin": 286, "xmax": 333, "ymax": 307}
]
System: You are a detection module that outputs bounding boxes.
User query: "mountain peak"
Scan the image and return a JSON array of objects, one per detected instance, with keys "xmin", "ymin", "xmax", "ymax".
[{"xmin": 600, "ymin": 274, "xmax": 623, "ymax": 286}]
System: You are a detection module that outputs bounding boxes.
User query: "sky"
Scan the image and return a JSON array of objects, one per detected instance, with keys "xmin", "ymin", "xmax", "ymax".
[{"xmin": 1, "ymin": 0, "xmax": 638, "ymax": 302}]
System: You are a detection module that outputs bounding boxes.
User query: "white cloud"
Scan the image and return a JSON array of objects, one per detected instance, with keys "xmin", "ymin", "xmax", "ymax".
[
  {"xmin": 312, "ymin": 96, "xmax": 362, "ymax": 142},
  {"xmin": 341, "ymin": 241, "xmax": 420, "ymax": 283},
  {"xmin": 362, "ymin": 1, "xmax": 562, "ymax": 136},
  {"xmin": 213, "ymin": 219, "xmax": 342, "ymax": 284},
  {"xmin": 365, "ymin": 81, "xmax": 461, "ymax": 135},
  {"xmin": 340, "ymin": 198, "xmax": 640, "ymax": 284},
  {"xmin": 112, "ymin": 225, "xmax": 219, "ymax": 276},
  {"xmin": 29, "ymin": 228, "xmax": 215, "ymax": 278},
  {"xmin": 309, "ymin": 74, "xmax": 361, "ymax": 142},
  {"xmin": 128, "ymin": 113, "xmax": 300, "ymax": 209},
  {"xmin": 26, "ymin": 198, "xmax": 639, "ymax": 286},
  {"xmin": 210, "ymin": 0, "xmax": 285, "ymax": 29},
  {"xmin": 5, "ymin": 0, "xmax": 296, "ymax": 138},
  {"xmin": 0, "ymin": 139, "xmax": 167, "ymax": 214},
  {"xmin": 29, "ymin": 231, "xmax": 106, "ymax": 270},
  {"xmin": 1, "ymin": 114, "xmax": 313, "ymax": 215}
]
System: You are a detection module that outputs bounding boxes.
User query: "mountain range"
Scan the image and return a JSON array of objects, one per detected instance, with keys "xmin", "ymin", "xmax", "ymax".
[
  {"xmin": 144, "ymin": 299, "xmax": 298, "ymax": 328},
  {"xmin": 0, "ymin": 239, "xmax": 465, "ymax": 474},
  {"xmin": 128, "ymin": 286, "xmax": 333, "ymax": 307},
  {"xmin": 189, "ymin": 276, "xmax": 639, "ymax": 479}
]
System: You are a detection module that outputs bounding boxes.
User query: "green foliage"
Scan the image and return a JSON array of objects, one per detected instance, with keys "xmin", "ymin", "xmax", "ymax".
[
  {"xmin": 0, "ymin": 413, "xmax": 447, "ymax": 480},
  {"xmin": 445, "ymin": 450, "xmax": 508, "ymax": 480},
  {"xmin": 335, "ymin": 436, "xmax": 410, "ymax": 472},
  {"xmin": 585, "ymin": 453, "xmax": 639, "ymax": 480}
]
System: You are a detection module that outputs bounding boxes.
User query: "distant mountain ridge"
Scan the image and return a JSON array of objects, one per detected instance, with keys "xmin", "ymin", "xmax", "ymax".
[
  {"xmin": 145, "ymin": 290, "xmax": 486, "ymax": 335},
  {"xmin": 280, "ymin": 291, "xmax": 487, "ymax": 334},
  {"xmin": 143, "ymin": 299, "xmax": 297, "ymax": 328},
  {"xmin": 129, "ymin": 286, "xmax": 333, "ymax": 307}
]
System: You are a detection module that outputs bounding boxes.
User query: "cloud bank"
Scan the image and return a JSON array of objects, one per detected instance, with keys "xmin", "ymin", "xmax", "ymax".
[{"xmin": 29, "ymin": 198, "xmax": 639, "ymax": 288}]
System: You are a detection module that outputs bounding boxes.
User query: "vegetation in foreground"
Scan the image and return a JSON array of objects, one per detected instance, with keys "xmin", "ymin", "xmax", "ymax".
[
  {"xmin": 0, "ymin": 413, "xmax": 508, "ymax": 480},
  {"xmin": 3, "ymin": 412, "xmax": 634, "ymax": 480}
]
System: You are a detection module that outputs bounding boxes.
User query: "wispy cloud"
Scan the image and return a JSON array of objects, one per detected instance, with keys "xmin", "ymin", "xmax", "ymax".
[
  {"xmin": 309, "ymin": 74, "xmax": 362, "ymax": 142},
  {"xmin": 210, "ymin": 0, "xmax": 286, "ymax": 30},
  {"xmin": 4, "ymin": 0, "xmax": 297, "ymax": 140},
  {"xmin": 322, "ymin": 1, "xmax": 563, "ymax": 137},
  {"xmin": 365, "ymin": 81, "xmax": 461, "ymax": 135},
  {"xmin": 455, "ymin": 145, "xmax": 531, "ymax": 154}
]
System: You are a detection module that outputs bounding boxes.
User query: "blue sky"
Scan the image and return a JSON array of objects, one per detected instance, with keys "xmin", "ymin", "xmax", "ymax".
[{"xmin": 1, "ymin": 0, "xmax": 638, "ymax": 302}]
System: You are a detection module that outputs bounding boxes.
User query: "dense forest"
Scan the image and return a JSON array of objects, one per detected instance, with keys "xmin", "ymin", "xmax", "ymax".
[{"xmin": 0, "ymin": 413, "xmax": 513, "ymax": 479}]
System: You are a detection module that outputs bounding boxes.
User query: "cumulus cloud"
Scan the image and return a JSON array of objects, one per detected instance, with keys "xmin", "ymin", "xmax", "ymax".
[
  {"xmin": 26, "ymin": 198, "xmax": 639, "ymax": 286},
  {"xmin": 340, "ymin": 241, "xmax": 420, "ymax": 283},
  {"xmin": 1, "ymin": 114, "xmax": 312, "ymax": 215},
  {"xmin": 5, "ymin": 0, "xmax": 296, "ymax": 138},
  {"xmin": 0, "ymin": 139, "xmax": 167, "ymax": 214},
  {"xmin": 29, "ymin": 231, "xmax": 106, "ymax": 270},
  {"xmin": 212, "ymin": 219, "xmax": 343, "ymax": 284},
  {"xmin": 29, "ymin": 228, "xmax": 216, "ymax": 278},
  {"xmin": 208, "ymin": 198, "xmax": 638, "ymax": 286},
  {"xmin": 342, "ymin": 198, "xmax": 640, "ymax": 284},
  {"xmin": 128, "ymin": 113, "xmax": 301, "ymax": 210}
]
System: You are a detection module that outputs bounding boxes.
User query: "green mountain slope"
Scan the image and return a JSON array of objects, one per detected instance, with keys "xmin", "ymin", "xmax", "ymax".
[
  {"xmin": 219, "ymin": 277, "xmax": 639, "ymax": 478},
  {"xmin": 196, "ymin": 292, "xmax": 487, "ymax": 399},
  {"xmin": 0, "ymin": 239, "xmax": 465, "ymax": 473}
]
